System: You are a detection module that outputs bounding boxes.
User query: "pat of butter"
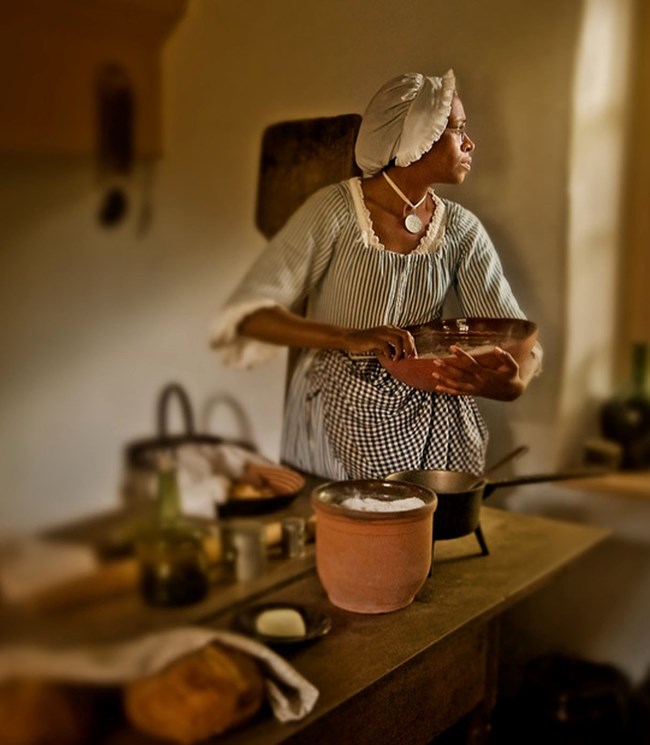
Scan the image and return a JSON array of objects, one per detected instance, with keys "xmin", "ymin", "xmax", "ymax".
[{"xmin": 255, "ymin": 608, "xmax": 307, "ymax": 638}]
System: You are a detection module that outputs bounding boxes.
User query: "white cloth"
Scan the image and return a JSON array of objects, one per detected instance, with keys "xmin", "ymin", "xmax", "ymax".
[
  {"xmin": 0, "ymin": 626, "xmax": 319, "ymax": 723},
  {"xmin": 354, "ymin": 70, "xmax": 456, "ymax": 177},
  {"xmin": 175, "ymin": 443, "xmax": 304, "ymax": 517},
  {"xmin": 176, "ymin": 442, "xmax": 268, "ymax": 516},
  {"xmin": 125, "ymin": 443, "xmax": 288, "ymax": 519}
]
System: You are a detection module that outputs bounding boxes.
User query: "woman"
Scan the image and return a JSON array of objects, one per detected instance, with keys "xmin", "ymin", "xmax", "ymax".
[{"xmin": 211, "ymin": 70, "xmax": 541, "ymax": 479}]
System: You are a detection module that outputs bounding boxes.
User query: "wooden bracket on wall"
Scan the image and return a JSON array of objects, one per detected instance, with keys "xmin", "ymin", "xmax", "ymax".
[{"xmin": 0, "ymin": 0, "xmax": 188, "ymax": 157}]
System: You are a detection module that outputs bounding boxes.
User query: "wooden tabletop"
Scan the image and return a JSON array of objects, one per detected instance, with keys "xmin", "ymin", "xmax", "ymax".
[
  {"xmin": 95, "ymin": 505, "xmax": 609, "ymax": 745},
  {"xmin": 209, "ymin": 506, "xmax": 608, "ymax": 744},
  {"xmin": 1, "ymin": 500, "xmax": 609, "ymax": 744}
]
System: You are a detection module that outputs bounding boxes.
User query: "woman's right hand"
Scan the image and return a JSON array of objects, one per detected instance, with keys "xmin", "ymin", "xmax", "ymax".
[
  {"xmin": 342, "ymin": 325, "xmax": 417, "ymax": 361},
  {"xmin": 238, "ymin": 307, "xmax": 416, "ymax": 361}
]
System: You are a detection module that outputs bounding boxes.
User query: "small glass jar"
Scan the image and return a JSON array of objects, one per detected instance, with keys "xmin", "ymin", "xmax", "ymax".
[
  {"xmin": 136, "ymin": 453, "xmax": 209, "ymax": 607},
  {"xmin": 137, "ymin": 527, "xmax": 209, "ymax": 607}
]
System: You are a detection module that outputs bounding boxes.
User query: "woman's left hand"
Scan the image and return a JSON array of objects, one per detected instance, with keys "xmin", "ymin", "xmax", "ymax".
[{"xmin": 430, "ymin": 346, "xmax": 527, "ymax": 401}]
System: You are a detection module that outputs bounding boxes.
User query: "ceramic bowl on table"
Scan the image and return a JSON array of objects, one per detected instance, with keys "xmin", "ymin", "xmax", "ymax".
[{"xmin": 380, "ymin": 317, "xmax": 538, "ymax": 392}]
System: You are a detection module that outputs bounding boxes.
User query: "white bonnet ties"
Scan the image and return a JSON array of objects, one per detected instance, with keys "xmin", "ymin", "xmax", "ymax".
[{"xmin": 354, "ymin": 70, "xmax": 456, "ymax": 177}]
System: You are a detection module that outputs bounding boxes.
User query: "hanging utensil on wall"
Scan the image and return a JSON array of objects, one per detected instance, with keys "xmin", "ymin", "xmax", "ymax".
[{"xmin": 95, "ymin": 63, "xmax": 133, "ymax": 227}]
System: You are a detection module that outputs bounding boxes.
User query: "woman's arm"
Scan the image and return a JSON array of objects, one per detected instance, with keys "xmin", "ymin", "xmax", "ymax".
[
  {"xmin": 239, "ymin": 306, "xmax": 417, "ymax": 361},
  {"xmin": 444, "ymin": 209, "xmax": 541, "ymax": 399}
]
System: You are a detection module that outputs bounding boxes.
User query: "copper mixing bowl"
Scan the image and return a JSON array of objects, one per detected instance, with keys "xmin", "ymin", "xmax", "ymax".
[{"xmin": 380, "ymin": 317, "xmax": 538, "ymax": 392}]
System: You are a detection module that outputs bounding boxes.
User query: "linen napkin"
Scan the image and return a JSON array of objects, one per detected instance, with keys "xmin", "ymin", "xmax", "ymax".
[{"xmin": 0, "ymin": 626, "xmax": 318, "ymax": 722}]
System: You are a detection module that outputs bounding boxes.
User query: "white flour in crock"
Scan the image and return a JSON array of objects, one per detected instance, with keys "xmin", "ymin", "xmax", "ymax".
[{"xmin": 341, "ymin": 496, "xmax": 426, "ymax": 512}]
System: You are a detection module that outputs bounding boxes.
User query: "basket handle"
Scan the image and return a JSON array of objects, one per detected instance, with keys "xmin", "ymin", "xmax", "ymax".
[{"xmin": 157, "ymin": 383, "xmax": 196, "ymax": 438}]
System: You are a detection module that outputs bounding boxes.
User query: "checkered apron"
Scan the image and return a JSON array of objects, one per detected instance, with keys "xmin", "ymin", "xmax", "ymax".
[{"xmin": 307, "ymin": 350, "xmax": 488, "ymax": 479}]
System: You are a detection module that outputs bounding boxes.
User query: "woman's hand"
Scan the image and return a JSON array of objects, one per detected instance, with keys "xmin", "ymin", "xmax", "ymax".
[
  {"xmin": 343, "ymin": 325, "xmax": 417, "ymax": 361},
  {"xmin": 430, "ymin": 346, "xmax": 527, "ymax": 401}
]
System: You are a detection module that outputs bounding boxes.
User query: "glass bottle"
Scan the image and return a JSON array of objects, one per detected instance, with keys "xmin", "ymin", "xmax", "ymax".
[
  {"xmin": 600, "ymin": 343, "xmax": 650, "ymax": 469},
  {"xmin": 136, "ymin": 452, "xmax": 209, "ymax": 606}
]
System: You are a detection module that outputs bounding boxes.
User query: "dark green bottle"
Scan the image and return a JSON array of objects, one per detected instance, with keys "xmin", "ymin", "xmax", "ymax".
[
  {"xmin": 601, "ymin": 343, "xmax": 650, "ymax": 469},
  {"xmin": 137, "ymin": 453, "xmax": 209, "ymax": 607}
]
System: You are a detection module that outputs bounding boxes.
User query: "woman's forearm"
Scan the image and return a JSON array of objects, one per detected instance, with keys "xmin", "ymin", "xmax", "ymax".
[
  {"xmin": 238, "ymin": 306, "xmax": 349, "ymax": 351},
  {"xmin": 238, "ymin": 306, "xmax": 418, "ymax": 360}
]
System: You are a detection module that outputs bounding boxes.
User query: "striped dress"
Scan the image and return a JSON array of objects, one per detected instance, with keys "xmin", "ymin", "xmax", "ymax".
[{"xmin": 211, "ymin": 177, "xmax": 528, "ymax": 479}]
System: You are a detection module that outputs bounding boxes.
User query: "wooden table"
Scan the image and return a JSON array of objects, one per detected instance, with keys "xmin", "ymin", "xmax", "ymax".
[
  {"xmin": 209, "ymin": 507, "xmax": 608, "ymax": 745},
  {"xmin": 93, "ymin": 505, "xmax": 607, "ymax": 745},
  {"xmin": 2, "ymin": 501, "xmax": 609, "ymax": 744}
]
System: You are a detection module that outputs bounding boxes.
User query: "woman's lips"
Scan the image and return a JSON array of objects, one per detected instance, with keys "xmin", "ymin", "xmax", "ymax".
[{"xmin": 461, "ymin": 159, "xmax": 472, "ymax": 171}]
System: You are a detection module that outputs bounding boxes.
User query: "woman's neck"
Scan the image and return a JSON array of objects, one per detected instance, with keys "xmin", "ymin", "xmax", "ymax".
[
  {"xmin": 362, "ymin": 171, "xmax": 429, "ymax": 217},
  {"xmin": 382, "ymin": 167, "xmax": 432, "ymax": 205}
]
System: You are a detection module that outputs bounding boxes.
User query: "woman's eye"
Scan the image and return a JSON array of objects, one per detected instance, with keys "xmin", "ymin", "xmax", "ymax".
[{"xmin": 447, "ymin": 125, "xmax": 466, "ymax": 143}]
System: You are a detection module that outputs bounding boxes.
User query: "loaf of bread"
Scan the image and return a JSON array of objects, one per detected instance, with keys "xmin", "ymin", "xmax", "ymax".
[
  {"xmin": 123, "ymin": 642, "xmax": 265, "ymax": 744},
  {"xmin": 0, "ymin": 679, "xmax": 93, "ymax": 745}
]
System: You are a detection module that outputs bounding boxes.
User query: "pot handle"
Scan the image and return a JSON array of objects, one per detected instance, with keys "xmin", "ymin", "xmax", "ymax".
[{"xmin": 482, "ymin": 467, "xmax": 610, "ymax": 499}]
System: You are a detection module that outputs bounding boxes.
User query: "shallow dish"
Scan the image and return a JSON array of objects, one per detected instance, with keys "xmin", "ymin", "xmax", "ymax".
[
  {"xmin": 217, "ymin": 465, "xmax": 306, "ymax": 518},
  {"xmin": 380, "ymin": 317, "xmax": 538, "ymax": 392},
  {"xmin": 233, "ymin": 602, "xmax": 332, "ymax": 646},
  {"xmin": 218, "ymin": 492, "xmax": 299, "ymax": 518}
]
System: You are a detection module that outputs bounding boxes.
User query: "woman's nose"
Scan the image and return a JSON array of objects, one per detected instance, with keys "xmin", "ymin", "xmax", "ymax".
[{"xmin": 463, "ymin": 134, "xmax": 476, "ymax": 152}]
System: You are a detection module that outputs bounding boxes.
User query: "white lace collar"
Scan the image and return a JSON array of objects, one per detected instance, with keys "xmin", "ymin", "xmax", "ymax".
[{"xmin": 346, "ymin": 177, "xmax": 446, "ymax": 255}]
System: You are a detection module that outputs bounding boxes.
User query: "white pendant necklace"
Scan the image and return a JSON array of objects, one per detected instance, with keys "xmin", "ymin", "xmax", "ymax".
[{"xmin": 382, "ymin": 171, "xmax": 429, "ymax": 234}]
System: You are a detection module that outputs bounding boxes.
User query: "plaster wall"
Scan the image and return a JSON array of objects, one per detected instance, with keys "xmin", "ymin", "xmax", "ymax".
[
  {"xmin": 1, "ymin": 0, "xmax": 648, "ymax": 684},
  {"xmin": 0, "ymin": 0, "xmax": 582, "ymax": 531}
]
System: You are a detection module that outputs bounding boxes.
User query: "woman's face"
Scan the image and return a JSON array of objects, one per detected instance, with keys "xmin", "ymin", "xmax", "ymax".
[{"xmin": 417, "ymin": 94, "xmax": 475, "ymax": 184}]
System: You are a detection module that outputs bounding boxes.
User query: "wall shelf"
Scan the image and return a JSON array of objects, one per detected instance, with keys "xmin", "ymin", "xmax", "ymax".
[{"xmin": 0, "ymin": 0, "xmax": 188, "ymax": 156}]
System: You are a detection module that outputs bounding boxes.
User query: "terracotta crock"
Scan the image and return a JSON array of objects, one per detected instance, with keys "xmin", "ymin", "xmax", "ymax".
[{"xmin": 311, "ymin": 480, "xmax": 437, "ymax": 614}]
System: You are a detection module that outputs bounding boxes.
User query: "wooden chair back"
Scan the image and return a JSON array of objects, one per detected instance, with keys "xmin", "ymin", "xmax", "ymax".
[{"xmin": 256, "ymin": 113, "xmax": 362, "ymax": 239}]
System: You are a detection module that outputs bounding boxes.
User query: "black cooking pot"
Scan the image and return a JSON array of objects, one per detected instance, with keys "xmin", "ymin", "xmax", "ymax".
[{"xmin": 386, "ymin": 467, "xmax": 608, "ymax": 555}]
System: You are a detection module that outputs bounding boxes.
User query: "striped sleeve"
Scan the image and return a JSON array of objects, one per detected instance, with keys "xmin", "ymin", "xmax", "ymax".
[
  {"xmin": 450, "ymin": 205, "xmax": 525, "ymax": 319},
  {"xmin": 210, "ymin": 184, "xmax": 346, "ymax": 367}
]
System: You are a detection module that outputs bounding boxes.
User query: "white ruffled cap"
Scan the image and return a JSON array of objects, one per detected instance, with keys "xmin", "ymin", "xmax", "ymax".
[{"xmin": 354, "ymin": 69, "xmax": 456, "ymax": 177}]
